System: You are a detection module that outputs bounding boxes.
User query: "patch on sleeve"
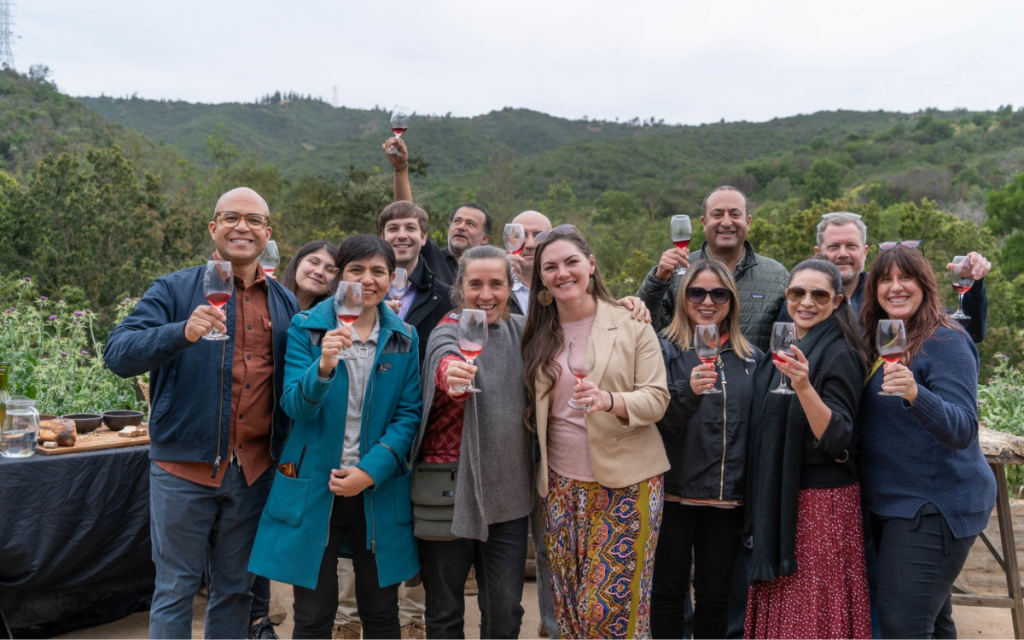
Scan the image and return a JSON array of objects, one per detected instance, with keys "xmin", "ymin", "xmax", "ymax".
[{"xmin": 750, "ymin": 293, "xmax": 765, "ymax": 299}]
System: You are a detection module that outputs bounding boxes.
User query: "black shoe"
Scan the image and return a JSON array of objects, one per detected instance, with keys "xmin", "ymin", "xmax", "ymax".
[{"xmin": 248, "ymin": 617, "xmax": 279, "ymax": 640}]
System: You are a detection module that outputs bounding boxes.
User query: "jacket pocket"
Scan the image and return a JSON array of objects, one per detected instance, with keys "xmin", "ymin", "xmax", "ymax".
[
  {"xmin": 265, "ymin": 471, "xmax": 310, "ymax": 528},
  {"xmin": 150, "ymin": 368, "xmax": 176, "ymax": 428}
]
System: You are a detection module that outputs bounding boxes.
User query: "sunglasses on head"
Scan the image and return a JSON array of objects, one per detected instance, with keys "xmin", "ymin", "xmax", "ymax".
[
  {"xmin": 785, "ymin": 286, "xmax": 834, "ymax": 305},
  {"xmin": 878, "ymin": 240, "xmax": 923, "ymax": 251},
  {"xmin": 685, "ymin": 287, "xmax": 732, "ymax": 305},
  {"xmin": 534, "ymin": 224, "xmax": 579, "ymax": 244}
]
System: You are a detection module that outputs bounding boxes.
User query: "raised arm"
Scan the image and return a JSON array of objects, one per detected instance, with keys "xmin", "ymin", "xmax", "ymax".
[{"xmin": 383, "ymin": 138, "xmax": 412, "ymax": 202}]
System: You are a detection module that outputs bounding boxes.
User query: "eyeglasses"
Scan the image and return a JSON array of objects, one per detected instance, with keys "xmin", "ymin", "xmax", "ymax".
[
  {"xmin": 215, "ymin": 211, "xmax": 270, "ymax": 230},
  {"xmin": 534, "ymin": 224, "xmax": 579, "ymax": 244},
  {"xmin": 785, "ymin": 286, "xmax": 834, "ymax": 305},
  {"xmin": 685, "ymin": 287, "xmax": 732, "ymax": 305},
  {"xmin": 821, "ymin": 212, "xmax": 862, "ymax": 220},
  {"xmin": 877, "ymin": 240, "xmax": 923, "ymax": 251}
]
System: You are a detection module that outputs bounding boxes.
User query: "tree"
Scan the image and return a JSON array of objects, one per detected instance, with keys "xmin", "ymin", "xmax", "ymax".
[
  {"xmin": 986, "ymin": 171, "xmax": 1024, "ymax": 236},
  {"xmin": 803, "ymin": 158, "xmax": 843, "ymax": 203}
]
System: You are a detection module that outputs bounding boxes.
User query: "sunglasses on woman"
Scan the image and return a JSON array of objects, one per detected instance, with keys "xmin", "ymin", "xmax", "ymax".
[
  {"xmin": 877, "ymin": 240, "xmax": 923, "ymax": 251},
  {"xmin": 785, "ymin": 286, "xmax": 834, "ymax": 305},
  {"xmin": 685, "ymin": 287, "xmax": 732, "ymax": 305},
  {"xmin": 534, "ymin": 224, "xmax": 580, "ymax": 244}
]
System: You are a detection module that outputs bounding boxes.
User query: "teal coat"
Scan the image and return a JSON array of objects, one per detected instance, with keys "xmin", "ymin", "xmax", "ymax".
[{"xmin": 249, "ymin": 299, "xmax": 421, "ymax": 589}]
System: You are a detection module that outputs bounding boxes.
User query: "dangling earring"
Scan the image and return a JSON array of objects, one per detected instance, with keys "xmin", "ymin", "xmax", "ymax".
[
  {"xmin": 586, "ymin": 279, "xmax": 595, "ymax": 294},
  {"xmin": 500, "ymin": 305, "xmax": 511, "ymax": 321},
  {"xmin": 537, "ymin": 289, "xmax": 553, "ymax": 306}
]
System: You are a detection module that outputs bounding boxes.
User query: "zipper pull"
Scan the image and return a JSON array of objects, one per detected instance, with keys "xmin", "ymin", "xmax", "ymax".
[
  {"xmin": 371, "ymin": 539, "xmax": 376, "ymax": 554},
  {"xmin": 211, "ymin": 455, "xmax": 222, "ymax": 479}
]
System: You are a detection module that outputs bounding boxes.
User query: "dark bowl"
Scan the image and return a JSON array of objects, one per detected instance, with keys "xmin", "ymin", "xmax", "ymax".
[
  {"xmin": 61, "ymin": 413, "xmax": 104, "ymax": 434},
  {"xmin": 38, "ymin": 414, "xmax": 59, "ymax": 421},
  {"xmin": 102, "ymin": 410, "xmax": 144, "ymax": 432}
]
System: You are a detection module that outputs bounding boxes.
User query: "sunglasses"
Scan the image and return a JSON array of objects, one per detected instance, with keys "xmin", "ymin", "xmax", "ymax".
[
  {"xmin": 785, "ymin": 286, "xmax": 834, "ymax": 305},
  {"xmin": 534, "ymin": 224, "xmax": 579, "ymax": 244},
  {"xmin": 878, "ymin": 240, "xmax": 923, "ymax": 251},
  {"xmin": 686, "ymin": 287, "xmax": 732, "ymax": 305}
]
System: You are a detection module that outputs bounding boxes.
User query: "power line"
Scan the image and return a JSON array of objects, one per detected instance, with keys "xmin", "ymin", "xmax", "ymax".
[{"xmin": 0, "ymin": 0, "xmax": 13, "ymax": 70}]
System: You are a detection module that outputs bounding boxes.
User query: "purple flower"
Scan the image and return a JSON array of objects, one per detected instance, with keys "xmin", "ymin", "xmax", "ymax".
[
  {"xmin": 58, "ymin": 300, "xmax": 65, "ymax": 304},
  {"xmin": 48, "ymin": 315, "xmax": 57, "ymax": 321},
  {"xmin": 85, "ymin": 309, "xmax": 92, "ymax": 314},
  {"xmin": 61, "ymin": 352, "xmax": 67, "ymax": 357},
  {"xmin": 73, "ymin": 311, "xmax": 83, "ymax": 316},
  {"xmin": 24, "ymin": 277, "xmax": 31, "ymax": 282},
  {"xmin": 5, "ymin": 308, "xmax": 12, "ymax": 313},
  {"xmin": 40, "ymin": 296, "xmax": 47, "ymax": 300},
  {"xmin": 81, "ymin": 350, "xmax": 90, "ymax": 356}
]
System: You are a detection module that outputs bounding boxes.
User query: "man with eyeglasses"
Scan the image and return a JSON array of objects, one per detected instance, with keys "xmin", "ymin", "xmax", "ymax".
[
  {"xmin": 805, "ymin": 212, "xmax": 990, "ymax": 342},
  {"xmin": 104, "ymin": 187, "xmax": 299, "ymax": 640},
  {"xmin": 636, "ymin": 186, "xmax": 789, "ymax": 350}
]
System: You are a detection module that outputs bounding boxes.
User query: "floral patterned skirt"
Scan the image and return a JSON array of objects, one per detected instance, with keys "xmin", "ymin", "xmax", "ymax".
[
  {"xmin": 745, "ymin": 483, "xmax": 871, "ymax": 639},
  {"xmin": 544, "ymin": 469, "xmax": 664, "ymax": 639}
]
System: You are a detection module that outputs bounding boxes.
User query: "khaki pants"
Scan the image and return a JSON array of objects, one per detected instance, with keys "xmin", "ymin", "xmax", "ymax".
[{"xmin": 334, "ymin": 558, "xmax": 425, "ymax": 631}]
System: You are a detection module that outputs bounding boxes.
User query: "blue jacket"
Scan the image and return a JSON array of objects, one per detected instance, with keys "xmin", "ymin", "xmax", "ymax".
[
  {"xmin": 104, "ymin": 265, "xmax": 299, "ymax": 464},
  {"xmin": 249, "ymin": 299, "xmax": 422, "ymax": 590}
]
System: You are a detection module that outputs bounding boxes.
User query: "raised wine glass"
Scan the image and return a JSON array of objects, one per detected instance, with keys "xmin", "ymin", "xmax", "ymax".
[
  {"xmin": 333, "ymin": 282, "xmax": 364, "ymax": 360},
  {"xmin": 693, "ymin": 324, "xmax": 722, "ymax": 395},
  {"xmin": 769, "ymin": 322, "xmax": 797, "ymax": 395},
  {"xmin": 504, "ymin": 223, "xmax": 526, "ymax": 282},
  {"xmin": 670, "ymin": 215, "xmax": 692, "ymax": 276},
  {"xmin": 259, "ymin": 240, "xmax": 280, "ymax": 279},
  {"xmin": 876, "ymin": 319, "xmax": 907, "ymax": 397},
  {"xmin": 203, "ymin": 260, "xmax": 233, "ymax": 341},
  {"xmin": 389, "ymin": 267, "xmax": 409, "ymax": 304},
  {"xmin": 567, "ymin": 335, "xmax": 597, "ymax": 410},
  {"xmin": 453, "ymin": 309, "xmax": 488, "ymax": 394},
  {"xmin": 387, "ymin": 105, "xmax": 411, "ymax": 155},
  {"xmin": 948, "ymin": 255, "xmax": 973, "ymax": 321}
]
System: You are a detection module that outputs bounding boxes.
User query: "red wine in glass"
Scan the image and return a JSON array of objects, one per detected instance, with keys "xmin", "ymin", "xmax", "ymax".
[
  {"xmin": 205, "ymin": 292, "xmax": 232, "ymax": 309},
  {"xmin": 567, "ymin": 335, "xmax": 597, "ymax": 409},
  {"xmin": 769, "ymin": 322, "xmax": 797, "ymax": 394},
  {"xmin": 674, "ymin": 239, "xmax": 691, "ymax": 251},
  {"xmin": 392, "ymin": 127, "xmax": 408, "ymax": 137},
  {"xmin": 336, "ymin": 314, "xmax": 360, "ymax": 325},
  {"xmin": 259, "ymin": 240, "xmax": 280, "ymax": 280},
  {"xmin": 333, "ymin": 282, "xmax": 364, "ymax": 360},
  {"xmin": 202, "ymin": 260, "xmax": 233, "ymax": 341},
  {"xmin": 670, "ymin": 215, "xmax": 692, "ymax": 276},
  {"xmin": 387, "ymin": 105, "xmax": 411, "ymax": 154},
  {"xmin": 693, "ymin": 324, "xmax": 722, "ymax": 395},
  {"xmin": 948, "ymin": 255, "xmax": 973, "ymax": 320},
  {"xmin": 880, "ymin": 351, "xmax": 904, "ymax": 365},
  {"xmin": 876, "ymin": 319, "xmax": 907, "ymax": 396},
  {"xmin": 458, "ymin": 341, "xmax": 484, "ymax": 361},
  {"xmin": 454, "ymin": 309, "xmax": 488, "ymax": 393}
]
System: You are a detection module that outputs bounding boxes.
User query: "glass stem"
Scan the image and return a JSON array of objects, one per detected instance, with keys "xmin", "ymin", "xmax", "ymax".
[{"xmin": 958, "ymin": 293, "xmax": 965, "ymax": 315}]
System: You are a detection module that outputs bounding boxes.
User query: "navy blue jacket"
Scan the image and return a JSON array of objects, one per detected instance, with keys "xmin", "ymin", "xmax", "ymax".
[{"xmin": 104, "ymin": 265, "xmax": 299, "ymax": 464}]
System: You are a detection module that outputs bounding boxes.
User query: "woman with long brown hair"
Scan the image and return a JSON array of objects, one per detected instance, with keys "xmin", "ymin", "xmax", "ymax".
[
  {"xmin": 521, "ymin": 225, "xmax": 669, "ymax": 639},
  {"xmin": 858, "ymin": 245, "xmax": 995, "ymax": 638}
]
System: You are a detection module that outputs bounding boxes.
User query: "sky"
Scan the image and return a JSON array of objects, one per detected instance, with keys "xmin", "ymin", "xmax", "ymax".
[{"xmin": 8, "ymin": 0, "xmax": 1024, "ymax": 125}]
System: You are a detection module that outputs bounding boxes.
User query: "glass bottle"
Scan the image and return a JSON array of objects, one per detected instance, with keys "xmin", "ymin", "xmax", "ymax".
[{"xmin": 2, "ymin": 395, "xmax": 40, "ymax": 458}]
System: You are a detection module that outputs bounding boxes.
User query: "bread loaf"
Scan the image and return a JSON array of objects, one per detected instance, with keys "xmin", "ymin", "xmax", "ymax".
[{"xmin": 38, "ymin": 418, "xmax": 77, "ymax": 446}]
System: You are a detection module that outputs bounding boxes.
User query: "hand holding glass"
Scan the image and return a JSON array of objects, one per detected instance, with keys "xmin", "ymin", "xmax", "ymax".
[
  {"xmin": 387, "ymin": 105, "xmax": 411, "ymax": 154},
  {"xmin": 670, "ymin": 215, "xmax": 692, "ymax": 276},
  {"xmin": 567, "ymin": 335, "xmax": 597, "ymax": 410},
  {"xmin": 203, "ymin": 261, "xmax": 233, "ymax": 341},
  {"xmin": 389, "ymin": 267, "xmax": 409, "ymax": 302},
  {"xmin": 259, "ymin": 240, "xmax": 280, "ymax": 279},
  {"xmin": 877, "ymin": 319, "xmax": 907, "ymax": 396},
  {"xmin": 694, "ymin": 324, "xmax": 722, "ymax": 394},
  {"xmin": 948, "ymin": 255, "xmax": 973, "ymax": 320},
  {"xmin": 333, "ymin": 282, "xmax": 364, "ymax": 360},
  {"xmin": 769, "ymin": 322, "xmax": 797, "ymax": 395},
  {"xmin": 453, "ymin": 309, "xmax": 488, "ymax": 393}
]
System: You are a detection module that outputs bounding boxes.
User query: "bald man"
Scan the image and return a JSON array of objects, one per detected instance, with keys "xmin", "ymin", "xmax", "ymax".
[{"xmin": 105, "ymin": 187, "xmax": 299, "ymax": 639}]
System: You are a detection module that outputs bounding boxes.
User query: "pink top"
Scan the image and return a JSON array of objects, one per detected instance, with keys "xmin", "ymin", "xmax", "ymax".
[{"xmin": 546, "ymin": 316, "xmax": 596, "ymax": 483}]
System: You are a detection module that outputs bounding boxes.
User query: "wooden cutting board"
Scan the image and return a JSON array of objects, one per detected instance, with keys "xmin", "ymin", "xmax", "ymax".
[{"xmin": 36, "ymin": 425, "xmax": 150, "ymax": 455}]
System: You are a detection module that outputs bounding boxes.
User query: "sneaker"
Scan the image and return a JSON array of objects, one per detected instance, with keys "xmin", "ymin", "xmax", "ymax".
[
  {"xmin": 401, "ymin": 621, "xmax": 426, "ymax": 639},
  {"xmin": 247, "ymin": 617, "xmax": 279, "ymax": 640},
  {"xmin": 332, "ymin": 624, "xmax": 361, "ymax": 639}
]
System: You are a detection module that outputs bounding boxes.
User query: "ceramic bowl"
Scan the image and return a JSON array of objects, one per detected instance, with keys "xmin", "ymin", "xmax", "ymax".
[
  {"xmin": 61, "ymin": 413, "xmax": 104, "ymax": 434},
  {"xmin": 102, "ymin": 410, "xmax": 145, "ymax": 432}
]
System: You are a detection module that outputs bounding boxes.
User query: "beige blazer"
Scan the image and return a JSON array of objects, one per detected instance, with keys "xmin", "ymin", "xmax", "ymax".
[{"xmin": 534, "ymin": 299, "xmax": 670, "ymax": 496}]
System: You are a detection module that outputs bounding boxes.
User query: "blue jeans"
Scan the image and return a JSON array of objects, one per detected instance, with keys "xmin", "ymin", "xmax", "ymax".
[
  {"xmin": 419, "ymin": 516, "xmax": 529, "ymax": 639},
  {"xmin": 149, "ymin": 461, "xmax": 272, "ymax": 640}
]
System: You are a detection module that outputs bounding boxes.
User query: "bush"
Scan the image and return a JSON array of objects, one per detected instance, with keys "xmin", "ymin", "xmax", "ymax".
[
  {"xmin": 0, "ymin": 275, "xmax": 141, "ymax": 415},
  {"xmin": 978, "ymin": 349, "xmax": 1024, "ymax": 496}
]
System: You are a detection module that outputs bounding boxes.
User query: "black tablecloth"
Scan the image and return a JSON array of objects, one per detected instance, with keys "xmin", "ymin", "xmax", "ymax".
[{"xmin": 0, "ymin": 445, "xmax": 154, "ymax": 638}]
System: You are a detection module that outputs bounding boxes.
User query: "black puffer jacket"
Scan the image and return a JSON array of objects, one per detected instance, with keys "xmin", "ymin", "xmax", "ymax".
[{"xmin": 657, "ymin": 336, "xmax": 761, "ymax": 501}]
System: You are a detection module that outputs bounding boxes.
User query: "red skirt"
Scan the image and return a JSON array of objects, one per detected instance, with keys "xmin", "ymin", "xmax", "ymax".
[{"xmin": 745, "ymin": 483, "xmax": 871, "ymax": 639}]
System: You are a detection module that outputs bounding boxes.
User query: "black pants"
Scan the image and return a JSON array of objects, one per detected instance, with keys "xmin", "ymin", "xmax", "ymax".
[
  {"xmin": 651, "ymin": 502, "xmax": 743, "ymax": 639},
  {"xmin": 871, "ymin": 504, "xmax": 976, "ymax": 639},
  {"xmin": 419, "ymin": 516, "xmax": 529, "ymax": 639},
  {"xmin": 292, "ymin": 494, "xmax": 400, "ymax": 639}
]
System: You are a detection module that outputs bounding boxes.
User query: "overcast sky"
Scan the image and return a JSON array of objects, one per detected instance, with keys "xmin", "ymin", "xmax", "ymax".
[{"xmin": 8, "ymin": 0, "xmax": 1024, "ymax": 125}]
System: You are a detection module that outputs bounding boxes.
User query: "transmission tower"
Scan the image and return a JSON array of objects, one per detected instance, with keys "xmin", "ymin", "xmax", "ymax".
[{"xmin": 0, "ymin": 0, "xmax": 13, "ymax": 70}]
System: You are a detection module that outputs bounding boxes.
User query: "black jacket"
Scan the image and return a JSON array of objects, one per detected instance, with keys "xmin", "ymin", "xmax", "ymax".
[
  {"xmin": 657, "ymin": 336, "xmax": 761, "ymax": 501},
  {"xmin": 406, "ymin": 256, "xmax": 453, "ymax": 365}
]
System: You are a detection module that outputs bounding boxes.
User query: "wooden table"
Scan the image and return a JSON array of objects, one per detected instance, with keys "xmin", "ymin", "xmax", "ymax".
[{"xmin": 951, "ymin": 426, "xmax": 1024, "ymax": 638}]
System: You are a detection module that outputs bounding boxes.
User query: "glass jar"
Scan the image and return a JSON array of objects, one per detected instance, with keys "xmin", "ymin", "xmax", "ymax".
[{"xmin": 2, "ymin": 396, "xmax": 40, "ymax": 458}]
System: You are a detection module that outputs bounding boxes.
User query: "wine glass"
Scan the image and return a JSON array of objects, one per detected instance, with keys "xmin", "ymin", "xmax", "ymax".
[
  {"xmin": 389, "ymin": 267, "xmax": 409, "ymax": 303},
  {"xmin": 259, "ymin": 240, "xmax": 280, "ymax": 279},
  {"xmin": 876, "ymin": 319, "xmax": 907, "ymax": 397},
  {"xmin": 387, "ymin": 105, "xmax": 411, "ymax": 155},
  {"xmin": 948, "ymin": 255, "xmax": 973, "ymax": 320},
  {"xmin": 203, "ymin": 261, "xmax": 234, "ymax": 341},
  {"xmin": 566, "ymin": 335, "xmax": 597, "ymax": 410},
  {"xmin": 333, "ymin": 282, "xmax": 364, "ymax": 360},
  {"xmin": 504, "ymin": 223, "xmax": 526, "ymax": 283},
  {"xmin": 693, "ymin": 324, "xmax": 722, "ymax": 395},
  {"xmin": 769, "ymin": 322, "xmax": 797, "ymax": 395},
  {"xmin": 453, "ymin": 309, "xmax": 488, "ymax": 394},
  {"xmin": 670, "ymin": 215, "xmax": 692, "ymax": 276}
]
